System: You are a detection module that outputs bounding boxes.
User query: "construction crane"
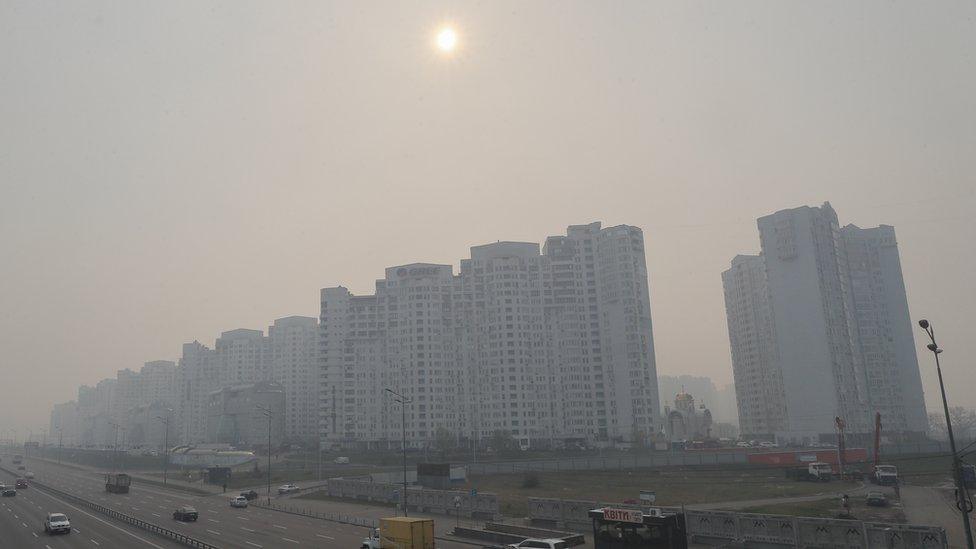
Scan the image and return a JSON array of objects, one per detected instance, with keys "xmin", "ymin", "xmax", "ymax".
[{"xmin": 834, "ymin": 416, "xmax": 846, "ymax": 479}]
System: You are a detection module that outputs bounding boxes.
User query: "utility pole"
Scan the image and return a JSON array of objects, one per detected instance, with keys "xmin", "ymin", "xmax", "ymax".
[
  {"xmin": 386, "ymin": 388, "xmax": 411, "ymax": 517},
  {"xmin": 58, "ymin": 428, "xmax": 63, "ymax": 465},
  {"xmin": 109, "ymin": 422, "xmax": 120, "ymax": 471},
  {"xmin": 155, "ymin": 411, "xmax": 171, "ymax": 485},
  {"xmin": 257, "ymin": 405, "xmax": 274, "ymax": 499},
  {"xmin": 918, "ymin": 319, "xmax": 974, "ymax": 549}
]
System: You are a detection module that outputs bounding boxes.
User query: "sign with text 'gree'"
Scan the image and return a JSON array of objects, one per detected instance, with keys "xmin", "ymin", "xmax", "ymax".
[{"xmin": 601, "ymin": 508, "xmax": 643, "ymax": 524}]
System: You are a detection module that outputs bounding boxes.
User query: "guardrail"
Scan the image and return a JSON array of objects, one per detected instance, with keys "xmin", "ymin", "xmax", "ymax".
[
  {"xmin": 253, "ymin": 498, "xmax": 379, "ymax": 529},
  {"xmin": 0, "ymin": 465, "xmax": 220, "ymax": 549}
]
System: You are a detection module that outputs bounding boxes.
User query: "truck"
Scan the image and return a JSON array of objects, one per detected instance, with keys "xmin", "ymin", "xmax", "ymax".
[
  {"xmin": 872, "ymin": 464, "xmax": 898, "ymax": 485},
  {"xmin": 105, "ymin": 473, "xmax": 131, "ymax": 494},
  {"xmin": 362, "ymin": 517, "xmax": 435, "ymax": 549},
  {"xmin": 785, "ymin": 462, "xmax": 833, "ymax": 482}
]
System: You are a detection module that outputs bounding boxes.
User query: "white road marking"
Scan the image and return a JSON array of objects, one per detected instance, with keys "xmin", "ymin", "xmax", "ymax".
[
  {"xmin": 281, "ymin": 538, "xmax": 299, "ymax": 544},
  {"xmin": 28, "ymin": 487, "xmax": 168, "ymax": 549},
  {"xmin": 236, "ymin": 516, "xmax": 249, "ymax": 521},
  {"xmin": 245, "ymin": 542, "xmax": 263, "ymax": 548},
  {"xmin": 151, "ymin": 513, "xmax": 161, "ymax": 517},
  {"xmin": 273, "ymin": 524, "xmax": 287, "ymax": 529},
  {"xmin": 206, "ymin": 529, "xmax": 222, "ymax": 536},
  {"xmin": 208, "ymin": 518, "xmax": 220, "ymax": 523},
  {"xmin": 317, "ymin": 533, "xmax": 335, "ymax": 539},
  {"xmin": 91, "ymin": 540, "xmax": 100, "ymax": 546},
  {"xmin": 241, "ymin": 527, "xmax": 256, "ymax": 532},
  {"xmin": 33, "ymin": 532, "xmax": 39, "ymax": 537}
]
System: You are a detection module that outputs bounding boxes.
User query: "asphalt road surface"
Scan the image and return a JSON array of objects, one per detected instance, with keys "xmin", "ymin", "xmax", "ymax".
[
  {"xmin": 0, "ymin": 467, "xmax": 183, "ymax": 549},
  {"xmin": 7, "ymin": 458, "xmax": 475, "ymax": 548}
]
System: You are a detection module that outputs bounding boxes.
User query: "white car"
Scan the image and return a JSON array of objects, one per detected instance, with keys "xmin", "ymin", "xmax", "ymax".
[
  {"xmin": 507, "ymin": 539, "xmax": 569, "ymax": 549},
  {"xmin": 25, "ymin": 472, "xmax": 35, "ymax": 479},
  {"xmin": 230, "ymin": 496, "xmax": 248, "ymax": 508},
  {"xmin": 44, "ymin": 513, "xmax": 71, "ymax": 534},
  {"xmin": 277, "ymin": 484, "xmax": 300, "ymax": 494}
]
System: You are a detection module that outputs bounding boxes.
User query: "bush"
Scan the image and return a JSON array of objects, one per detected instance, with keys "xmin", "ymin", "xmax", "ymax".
[{"xmin": 521, "ymin": 471, "xmax": 540, "ymax": 488}]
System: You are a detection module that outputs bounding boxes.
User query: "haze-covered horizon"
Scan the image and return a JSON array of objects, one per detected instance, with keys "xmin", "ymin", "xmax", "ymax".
[{"xmin": 2, "ymin": 1, "xmax": 974, "ymax": 435}]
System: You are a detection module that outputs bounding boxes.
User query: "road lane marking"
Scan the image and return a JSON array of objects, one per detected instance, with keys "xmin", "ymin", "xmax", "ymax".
[
  {"xmin": 91, "ymin": 540, "xmax": 100, "ymax": 546},
  {"xmin": 151, "ymin": 513, "xmax": 161, "ymax": 517},
  {"xmin": 33, "ymin": 532, "xmax": 39, "ymax": 537},
  {"xmin": 241, "ymin": 527, "xmax": 256, "ymax": 532},
  {"xmin": 206, "ymin": 529, "xmax": 222, "ymax": 536},
  {"xmin": 281, "ymin": 538, "xmax": 299, "ymax": 544},
  {"xmin": 273, "ymin": 524, "xmax": 287, "ymax": 529},
  {"xmin": 208, "ymin": 518, "xmax": 220, "ymax": 523},
  {"xmin": 317, "ymin": 534, "xmax": 335, "ymax": 539},
  {"xmin": 245, "ymin": 542, "xmax": 262, "ymax": 548}
]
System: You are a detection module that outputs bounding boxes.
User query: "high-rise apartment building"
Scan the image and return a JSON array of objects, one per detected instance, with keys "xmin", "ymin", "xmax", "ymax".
[
  {"xmin": 178, "ymin": 341, "xmax": 217, "ymax": 444},
  {"xmin": 320, "ymin": 222, "xmax": 661, "ymax": 450},
  {"xmin": 723, "ymin": 203, "xmax": 927, "ymax": 442},
  {"xmin": 269, "ymin": 316, "xmax": 319, "ymax": 444},
  {"xmin": 840, "ymin": 225, "xmax": 928, "ymax": 434},
  {"xmin": 215, "ymin": 328, "xmax": 270, "ymax": 385}
]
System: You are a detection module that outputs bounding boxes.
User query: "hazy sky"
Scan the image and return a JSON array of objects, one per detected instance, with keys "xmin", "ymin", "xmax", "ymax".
[{"xmin": 2, "ymin": 1, "xmax": 974, "ymax": 436}]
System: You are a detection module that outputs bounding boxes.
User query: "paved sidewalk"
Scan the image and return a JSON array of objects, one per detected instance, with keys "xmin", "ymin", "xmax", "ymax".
[{"xmin": 901, "ymin": 484, "xmax": 973, "ymax": 549}]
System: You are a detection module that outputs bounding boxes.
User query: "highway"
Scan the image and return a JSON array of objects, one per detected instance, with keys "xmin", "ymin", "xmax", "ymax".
[
  {"xmin": 0, "ymin": 467, "xmax": 183, "ymax": 549},
  {"xmin": 8, "ymin": 458, "xmax": 476, "ymax": 548}
]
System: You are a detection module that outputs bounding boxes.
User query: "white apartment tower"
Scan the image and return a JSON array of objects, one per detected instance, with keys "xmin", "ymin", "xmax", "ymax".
[
  {"xmin": 723, "ymin": 203, "xmax": 927, "ymax": 442},
  {"xmin": 841, "ymin": 225, "xmax": 928, "ymax": 435},
  {"xmin": 269, "ymin": 316, "xmax": 319, "ymax": 444},
  {"xmin": 215, "ymin": 328, "xmax": 270, "ymax": 386},
  {"xmin": 178, "ymin": 341, "xmax": 217, "ymax": 444},
  {"xmin": 319, "ymin": 222, "xmax": 661, "ymax": 450}
]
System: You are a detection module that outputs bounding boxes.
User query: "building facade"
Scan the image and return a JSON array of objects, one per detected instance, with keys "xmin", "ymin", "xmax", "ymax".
[
  {"xmin": 269, "ymin": 316, "xmax": 319, "ymax": 444},
  {"xmin": 723, "ymin": 203, "xmax": 927, "ymax": 442},
  {"xmin": 319, "ymin": 222, "xmax": 662, "ymax": 450},
  {"xmin": 206, "ymin": 381, "xmax": 285, "ymax": 448}
]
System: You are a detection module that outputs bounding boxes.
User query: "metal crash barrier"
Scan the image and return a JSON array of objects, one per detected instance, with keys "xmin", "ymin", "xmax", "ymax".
[{"xmin": 0, "ymin": 465, "xmax": 220, "ymax": 549}]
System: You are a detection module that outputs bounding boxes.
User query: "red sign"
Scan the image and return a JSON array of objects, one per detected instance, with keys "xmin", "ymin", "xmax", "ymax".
[{"xmin": 602, "ymin": 508, "xmax": 643, "ymax": 524}]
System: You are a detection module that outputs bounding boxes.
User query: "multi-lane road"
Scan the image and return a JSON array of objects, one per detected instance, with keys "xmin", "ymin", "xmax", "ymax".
[{"xmin": 2, "ymin": 458, "xmax": 474, "ymax": 548}]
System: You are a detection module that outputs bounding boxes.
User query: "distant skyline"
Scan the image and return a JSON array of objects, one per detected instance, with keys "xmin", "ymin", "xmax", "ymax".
[{"xmin": 2, "ymin": 1, "xmax": 974, "ymax": 433}]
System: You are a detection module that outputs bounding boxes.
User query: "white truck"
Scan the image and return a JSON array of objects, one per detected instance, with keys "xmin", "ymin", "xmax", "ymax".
[
  {"xmin": 872, "ymin": 464, "xmax": 898, "ymax": 485},
  {"xmin": 786, "ymin": 462, "xmax": 833, "ymax": 482}
]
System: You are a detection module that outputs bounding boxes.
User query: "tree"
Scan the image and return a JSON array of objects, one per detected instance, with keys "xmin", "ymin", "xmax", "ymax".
[
  {"xmin": 489, "ymin": 430, "xmax": 517, "ymax": 456},
  {"xmin": 433, "ymin": 426, "xmax": 454, "ymax": 458},
  {"xmin": 928, "ymin": 407, "xmax": 976, "ymax": 442}
]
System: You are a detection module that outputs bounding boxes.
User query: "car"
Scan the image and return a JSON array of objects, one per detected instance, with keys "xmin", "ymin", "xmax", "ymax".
[
  {"xmin": 15, "ymin": 478, "xmax": 28, "ymax": 489},
  {"xmin": 25, "ymin": 471, "xmax": 35, "ymax": 479},
  {"xmin": 173, "ymin": 506, "xmax": 199, "ymax": 521},
  {"xmin": 44, "ymin": 513, "xmax": 71, "ymax": 534},
  {"xmin": 277, "ymin": 484, "xmax": 299, "ymax": 494},
  {"xmin": 17, "ymin": 465, "xmax": 25, "ymax": 470},
  {"xmin": 736, "ymin": 441, "xmax": 750, "ymax": 448},
  {"xmin": 1, "ymin": 488, "xmax": 15, "ymax": 497},
  {"xmin": 334, "ymin": 456, "xmax": 350, "ymax": 464},
  {"xmin": 507, "ymin": 539, "xmax": 569, "ymax": 549},
  {"xmin": 240, "ymin": 490, "xmax": 259, "ymax": 501},
  {"xmin": 866, "ymin": 492, "xmax": 888, "ymax": 507},
  {"xmin": 230, "ymin": 496, "xmax": 248, "ymax": 508}
]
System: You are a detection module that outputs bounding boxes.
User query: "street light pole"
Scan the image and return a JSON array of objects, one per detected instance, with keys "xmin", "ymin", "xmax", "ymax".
[
  {"xmin": 155, "ymin": 412, "xmax": 171, "ymax": 485},
  {"xmin": 257, "ymin": 405, "xmax": 274, "ymax": 499},
  {"xmin": 386, "ymin": 388, "xmax": 411, "ymax": 517},
  {"xmin": 918, "ymin": 319, "xmax": 974, "ymax": 549},
  {"xmin": 58, "ymin": 428, "xmax": 63, "ymax": 465},
  {"xmin": 109, "ymin": 422, "xmax": 120, "ymax": 471}
]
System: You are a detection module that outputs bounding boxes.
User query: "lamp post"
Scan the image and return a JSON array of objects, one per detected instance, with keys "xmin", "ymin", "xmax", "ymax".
[
  {"xmin": 155, "ymin": 410, "xmax": 172, "ymax": 485},
  {"xmin": 108, "ymin": 421, "xmax": 121, "ymax": 471},
  {"xmin": 57, "ymin": 428, "xmax": 63, "ymax": 465},
  {"xmin": 385, "ymin": 388, "xmax": 411, "ymax": 517},
  {"xmin": 257, "ymin": 405, "xmax": 274, "ymax": 499},
  {"xmin": 918, "ymin": 319, "xmax": 974, "ymax": 549}
]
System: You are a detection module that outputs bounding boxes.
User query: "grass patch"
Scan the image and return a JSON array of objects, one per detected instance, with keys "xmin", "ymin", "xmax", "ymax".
[
  {"xmin": 461, "ymin": 467, "xmax": 847, "ymax": 518},
  {"xmin": 296, "ymin": 490, "xmax": 396, "ymax": 509},
  {"xmin": 741, "ymin": 496, "xmax": 906, "ymax": 523}
]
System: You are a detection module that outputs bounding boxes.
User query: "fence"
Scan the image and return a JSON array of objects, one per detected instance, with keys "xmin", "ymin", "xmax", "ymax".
[
  {"xmin": 684, "ymin": 509, "xmax": 948, "ymax": 548},
  {"xmin": 254, "ymin": 499, "xmax": 379, "ymax": 528},
  {"xmin": 527, "ymin": 497, "xmax": 664, "ymax": 531},
  {"xmin": 0, "ymin": 465, "xmax": 219, "ymax": 549},
  {"xmin": 314, "ymin": 478, "xmax": 500, "ymax": 519},
  {"xmin": 468, "ymin": 452, "xmax": 749, "ymax": 475}
]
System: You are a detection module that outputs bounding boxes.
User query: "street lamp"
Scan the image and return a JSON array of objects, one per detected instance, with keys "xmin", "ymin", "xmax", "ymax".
[
  {"xmin": 256, "ymin": 405, "xmax": 274, "ymax": 499},
  {"xmin": 108, "ymin": 421, "xmax": 124, "ymax": 471},
  {"xmin": 57, "ymin": 428, "xmax": 63, "ymax": 465},
  {"xmin": 386, "ymin": 388, "xmax": 411, "ymax": 517},
  {"xmin": 918, "ymin": 319, "xmax": 974, "ymax": 549},
  {"xmin": 155, "ymin": 410, "xmax": 172, "ymax": 485}
]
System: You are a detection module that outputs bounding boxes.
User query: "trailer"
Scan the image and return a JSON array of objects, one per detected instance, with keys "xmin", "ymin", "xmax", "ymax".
[{"xmin": 105, "ymin": 473, "xmax": 131, "ymax": 494}]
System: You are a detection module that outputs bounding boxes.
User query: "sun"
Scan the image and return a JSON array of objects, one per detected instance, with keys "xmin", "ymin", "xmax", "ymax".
[{"xmin": 436, "ymin": 27, "xmax": 457, "ymax": 53}]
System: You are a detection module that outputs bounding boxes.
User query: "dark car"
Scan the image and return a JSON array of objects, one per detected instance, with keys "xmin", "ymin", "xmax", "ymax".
[
  {"xmin": 866, "ymin": 492, "xmax": 888, "ymax": 507},
  {"xmin": 1, "ymin": 488, "xmax": 16, "ymax": 497},
  {"xmin": 173, "ymin": 506, "xmax": 198, "ymax": 522},
  {"xmin": 15, "ymin": 479, "xmax": 28, "ymax": 489},
  {"xmin": 240, "ymin": 490, "xmax": 258, "ymax": 501},
  {"xmin": 17, "ymin": 465, "xmax": 26, "ymax": 470}
]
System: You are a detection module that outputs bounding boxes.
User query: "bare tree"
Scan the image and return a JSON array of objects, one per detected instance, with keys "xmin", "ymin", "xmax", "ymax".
[{"xmin": 928, "ymin": 407, "xmax": 976, "ymax": 442}]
